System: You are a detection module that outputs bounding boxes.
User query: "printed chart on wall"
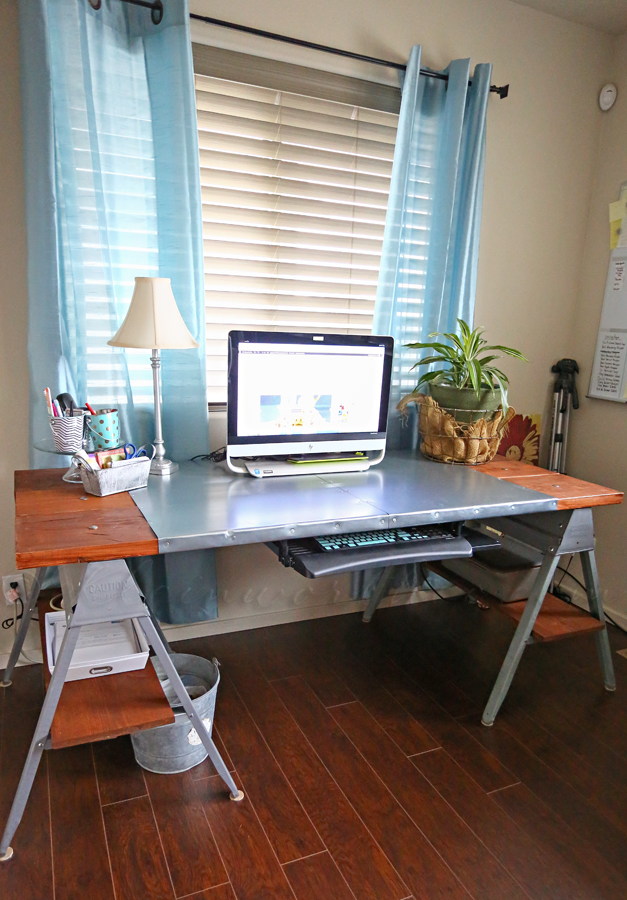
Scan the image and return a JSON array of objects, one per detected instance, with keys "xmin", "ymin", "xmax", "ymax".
[{"xmin": 589, "ymin": 248, "xmax": 627, "ymax": 401}]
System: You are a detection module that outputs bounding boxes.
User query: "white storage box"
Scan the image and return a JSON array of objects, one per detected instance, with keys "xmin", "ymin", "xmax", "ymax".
[{"xmin": 45, "ymin": 610, "xmax": 149, "ymax": 682}]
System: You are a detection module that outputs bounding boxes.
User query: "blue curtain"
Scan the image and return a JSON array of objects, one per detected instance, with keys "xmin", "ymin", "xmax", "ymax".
[
  {"xmin": 375, "ymin": 45, "xmax": 491, "ymax": 450},
  {"xmin": 19, "ymin": 0, "xmax": 217, "ymax": 623},
  {"xmin": 354, "ymin": 46, "xmax": 491, "ymax": 600}
]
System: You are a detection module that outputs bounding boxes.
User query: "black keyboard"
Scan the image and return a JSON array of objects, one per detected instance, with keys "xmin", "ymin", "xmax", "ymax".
[
  {"xmin": 269, "ymin": 525, "xmax": 499, "ymax": 579},
  {"xmin": 313, "ymin": 524, "xmax": 461, "ymax": 553}
]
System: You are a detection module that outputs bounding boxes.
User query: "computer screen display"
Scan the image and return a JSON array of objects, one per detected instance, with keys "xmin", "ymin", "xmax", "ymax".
[{"xmin": 227, "ymin": 331, "xmax": 394, "ymax": 448}]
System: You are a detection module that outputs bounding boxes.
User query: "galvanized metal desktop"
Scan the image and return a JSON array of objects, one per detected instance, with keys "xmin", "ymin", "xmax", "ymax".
[{"xmin": 130, "ymin": 452, "xmax": 558, "ymax": 550}]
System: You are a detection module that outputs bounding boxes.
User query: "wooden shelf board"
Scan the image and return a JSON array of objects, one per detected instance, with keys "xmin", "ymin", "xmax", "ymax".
[
  {"xmin": 494, "ymin": 472, "xmax": 623, "ymax": 510},
  {"xmin": 38, "ymin": 597, "xmax": 174, "ymax": 749},
  {"xmin": 15, "ymin": 469, "xmax": 158, "ymax": 569},
  {"xmin": 17, "ymin": 508, "xmax": 158, "ymax": 569},
  {"xmin": 15, "ymin": 483, "xmax": 137, "ymax": 517},
  {"xmin": 479, "ymin": 458, "xmax": 543, "ymax": 477},
  {"xmin": 496, "ymin": 593, "xmax": 605, "ymax": 641},
  {"xmin": 478, "ymin": 456, "xmax": 623, "ymax": 510},
  {"xmin": 427, "ymin": 562, "xmax": 604, "ymax": 643}
]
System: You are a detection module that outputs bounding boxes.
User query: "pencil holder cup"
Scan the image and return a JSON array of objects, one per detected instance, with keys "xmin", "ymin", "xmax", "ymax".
[
  {"xmin": 87, "ymin": 408, "xmax": 120, "ymax": 450},
  {"xmin": 49, "ymin": 412, "xmax": 85, "ymax": 454}
]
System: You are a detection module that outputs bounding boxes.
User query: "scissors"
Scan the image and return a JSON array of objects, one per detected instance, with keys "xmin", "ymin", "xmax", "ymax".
[{"xmin": 123, "ymin": 443, "xmax": 149, "ymax": 460}]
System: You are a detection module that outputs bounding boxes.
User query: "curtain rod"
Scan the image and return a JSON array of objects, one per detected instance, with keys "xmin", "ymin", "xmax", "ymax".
[
  {"xmin": 88, "ymin": 3, "xmax": 509, "ymax": 99},
  {"xmin": 190, "ymin": 13, "xmax": 509, "ymax": 99},
  {"xmin": 88, "ymin": 0, "xmax": 164, "ymax": 25}
]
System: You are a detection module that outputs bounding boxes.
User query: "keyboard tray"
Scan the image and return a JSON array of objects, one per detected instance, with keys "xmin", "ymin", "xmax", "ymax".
[{"xmin": 268, "ymin": 534, "xmax": 474, "ymax": 578}]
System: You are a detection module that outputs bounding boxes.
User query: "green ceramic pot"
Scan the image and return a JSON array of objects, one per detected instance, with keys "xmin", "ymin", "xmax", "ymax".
[{"xmin": 428, "ymin": 383, "xmax": 501, "ymax": 424}]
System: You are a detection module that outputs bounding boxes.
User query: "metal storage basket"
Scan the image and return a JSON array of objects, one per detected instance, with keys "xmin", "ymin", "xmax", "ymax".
[
  {"xmin": 79, "ymin": 458, "xmax": 151, "ymax": 496},
  {"xmin": 401, "ymin": 393, "xmax": 516, "ymax": 466}
]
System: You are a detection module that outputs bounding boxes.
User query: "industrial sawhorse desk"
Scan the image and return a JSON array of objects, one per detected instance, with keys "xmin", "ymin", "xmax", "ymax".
[{"xmin": 1, "ymin": 452, "xmax": 622, "ymax": 860}]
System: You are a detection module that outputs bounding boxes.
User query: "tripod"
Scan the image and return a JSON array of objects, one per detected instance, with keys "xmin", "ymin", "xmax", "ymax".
[{"xmin": 548, "ymin": 358, "xmax": 579, "ymax": 474}]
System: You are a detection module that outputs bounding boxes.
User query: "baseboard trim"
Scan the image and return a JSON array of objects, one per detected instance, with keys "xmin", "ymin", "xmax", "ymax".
[
  {"xmin": 563, "ymin": 584, "xmax": 627, "ymax": 633},
  {"xmin": 7, "ymin": 585, "xmax": 622, "ymax": 672},
  {"xmin": 604, "ymin": 604, "xmax": 627, "ymax": 632},
  {"xmin": 160, "ymin": 587, "xmax": 458, "ymax": 644},
  {"xmin": 0, "ymin": 587, "xmax": 457, "ymax": 669}
]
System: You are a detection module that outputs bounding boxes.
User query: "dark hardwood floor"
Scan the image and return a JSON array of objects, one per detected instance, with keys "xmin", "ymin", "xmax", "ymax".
[{"xmin": 2, "ymin": 597, "xmax": 627, "ymax": 900}]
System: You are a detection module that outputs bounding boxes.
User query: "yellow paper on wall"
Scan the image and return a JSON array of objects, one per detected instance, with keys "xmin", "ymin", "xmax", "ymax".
[{"xmin": 609, "ymin": 200, "xmax": 627, "ymax": 249}]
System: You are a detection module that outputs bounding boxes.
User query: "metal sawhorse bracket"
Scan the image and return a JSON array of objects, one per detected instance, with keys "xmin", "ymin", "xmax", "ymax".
[
  {"xmin": 361, "ymin": 508, "xmax": 616, "ymax": 727},
  {"xmin": 0, "ymin": 559, "xmax": 243, "ymax": 863}
]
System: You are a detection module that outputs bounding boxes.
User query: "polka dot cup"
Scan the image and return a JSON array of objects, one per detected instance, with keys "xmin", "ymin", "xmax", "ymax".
[{"xmin": 87, "ymin": 408, "xmax": 120, "ymax": 451}]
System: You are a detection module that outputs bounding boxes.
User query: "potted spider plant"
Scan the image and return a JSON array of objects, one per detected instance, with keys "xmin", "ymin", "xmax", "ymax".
[
  {"xmin": 399, "ymin": 319, "xmax": 527, "ymax": 465},
  {"xmin": 407, "ymin": 319, "xmax": 527, "ymax": 419}
]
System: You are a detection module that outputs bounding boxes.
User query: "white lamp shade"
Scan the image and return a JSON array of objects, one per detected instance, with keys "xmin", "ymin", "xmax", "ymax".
[{"xmin": 107, "ymin": 277, "xmax": 200, "ymax": 350}]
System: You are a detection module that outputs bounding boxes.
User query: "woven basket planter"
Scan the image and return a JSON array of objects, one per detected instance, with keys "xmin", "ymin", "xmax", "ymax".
[{"xmin": 397, "ymin": 392, "xmax": 516, "ymax": 466}]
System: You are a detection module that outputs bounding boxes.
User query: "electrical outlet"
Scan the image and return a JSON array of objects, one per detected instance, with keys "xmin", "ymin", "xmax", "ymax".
[{"xmin": 2, "ymin": 573, "xmax": 27, "ymax": 605}]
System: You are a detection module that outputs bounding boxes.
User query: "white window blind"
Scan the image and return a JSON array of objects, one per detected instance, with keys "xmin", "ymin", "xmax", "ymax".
[{"xmin": 194, "ymin": 53, "xmax": 400, "ymax": 403}]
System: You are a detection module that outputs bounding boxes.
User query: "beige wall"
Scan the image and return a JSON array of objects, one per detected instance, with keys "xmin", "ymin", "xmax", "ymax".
[
  {"xmin": 569, "ymin": 30, "xmax": 627, "ymax": 626},
  {"xmin": 0, "ymin": 0, "xmax": 623, "ymax": 655},
  {"xmin": 0, "ymin": 1, "xmax": 32, "ymax": 663},
  {"xmin": 0, "ymin": 0, "xmax": 29, "ymax": 577}
]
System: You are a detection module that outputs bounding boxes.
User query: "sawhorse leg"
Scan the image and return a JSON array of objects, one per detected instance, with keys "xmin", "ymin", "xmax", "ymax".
[
  {"xmin": 362, "ymin": 566, "xmax": 396, "ymax": 623},
  {"xmin": 144, "ymin": 601, "xmax": 172, "ymax": 654},
  {"xmin": 140, "ymin": 617, "xmax": 242, "ymax": 801},
  {"xmin": 0, "ymin": 622, "xmax": 80, "ymax": 861},
  {"xmin": 0, "ymin": 560, "xmax": 242, "ymax": 862},
  {"xmin": 1, "ymin": 567, "xmax": 47, "ymax": 689},
  {"xmin": 481, "ymin": 551, "xmax": 560, "ymax": 726},
  {"xmin": 580, "ymin": 549, "xmax": 616, "ymax": 691}
]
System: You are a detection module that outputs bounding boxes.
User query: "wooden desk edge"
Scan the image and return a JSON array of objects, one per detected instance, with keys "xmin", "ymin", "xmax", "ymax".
[
  {"xmin": 16, "ymin": 541, "xmax": 159, "ymax": 570},
  {"xmin": 14, "ymin": 468, "xmax": 159, "ymax": 568},
  {"xmin": 479, "ymin": 457, "xmax": 623, "ymax": 510}
]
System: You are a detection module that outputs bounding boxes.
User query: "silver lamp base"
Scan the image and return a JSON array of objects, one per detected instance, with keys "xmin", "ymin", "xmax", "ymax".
[
  {"xmin": 150, "ymin": 458, "xmax": 179, "ymax": 477},
  {"xmin": 148, "ymin": 349, "xmax": 179, "ymax": 477}
]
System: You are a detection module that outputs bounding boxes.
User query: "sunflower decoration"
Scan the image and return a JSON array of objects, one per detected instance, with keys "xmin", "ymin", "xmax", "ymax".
[{"xmin": 497, "ymin": 414, "xmax": 540, "ymax": 464}]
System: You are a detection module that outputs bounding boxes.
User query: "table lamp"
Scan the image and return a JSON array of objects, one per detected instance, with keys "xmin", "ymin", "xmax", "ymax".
[{"xmin": 108, "ymin": 277, "xmax": 199, "ymax": 476}]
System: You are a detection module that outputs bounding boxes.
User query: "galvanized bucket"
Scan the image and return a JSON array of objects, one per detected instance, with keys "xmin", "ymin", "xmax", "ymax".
[{"xmin": 131, "ymin": 653, "xmax": 220, "ymax": 774}]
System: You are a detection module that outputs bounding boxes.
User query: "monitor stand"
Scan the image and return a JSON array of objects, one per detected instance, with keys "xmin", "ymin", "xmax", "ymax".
[{"xmin": 226, "ymin": 449, "xmax": 385, "ymax": 477}]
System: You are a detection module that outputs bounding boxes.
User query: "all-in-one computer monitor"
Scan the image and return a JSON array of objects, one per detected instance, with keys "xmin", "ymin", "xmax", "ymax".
[{"xmin": 226, "ymin": 330, "xmax": 394, "ymax": 476}]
